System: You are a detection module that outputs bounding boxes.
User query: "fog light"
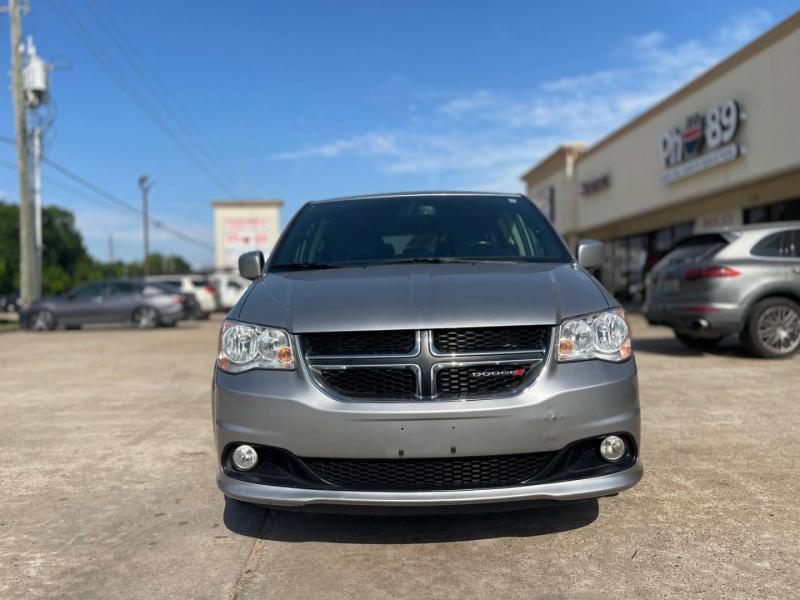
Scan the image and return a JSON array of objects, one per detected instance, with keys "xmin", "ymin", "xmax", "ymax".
[
  {"xmin": 599, "ymin": 435, "xmax": 626, "ymax": 462},
  {"xmin": 231, "ymin": 444, "xmax": 258, "ymax": 471}
]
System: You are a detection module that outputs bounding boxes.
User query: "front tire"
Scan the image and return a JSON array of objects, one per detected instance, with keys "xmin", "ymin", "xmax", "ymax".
[
  {"xmin": 29, "ymin": 309, "xmax": 56, "ymax": 331},
  {"xmin": 132, "ymin": 306, "xmax": 159, "ymax": 330},
  {"xmin": 742, "ymin": 297, "xmax": 800, "ymax": 358},
  {"xmin": 674, "ymin": 332, "xmax": 723, "ymax": 350}
]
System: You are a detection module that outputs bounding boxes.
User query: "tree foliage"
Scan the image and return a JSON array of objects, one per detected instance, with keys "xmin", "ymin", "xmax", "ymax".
[{"xmin": 0, "ymin": 201, "xmax": 193, "ymax": 295}]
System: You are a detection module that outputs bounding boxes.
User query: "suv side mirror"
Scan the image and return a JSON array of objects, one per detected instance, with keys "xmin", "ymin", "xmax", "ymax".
[
  {"xmin": 576, "ymin": 239, "xmax": 604, "ymax": 269},
  {"xmin": 238, "ymin": 251, "xmax": 265, "ymax": 280}
]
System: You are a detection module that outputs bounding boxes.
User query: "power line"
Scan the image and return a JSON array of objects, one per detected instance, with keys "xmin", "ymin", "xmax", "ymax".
[
  {"xmin": 48, "ymin": 0, "xmax": 241, "ymax": 198},
  {"xmin": 0, "ymin": 138, "xmax": 214, "ymax": 252},
  {"xmin": 83, "ymin": 0, "xmax": 242, "ymax": 195}
]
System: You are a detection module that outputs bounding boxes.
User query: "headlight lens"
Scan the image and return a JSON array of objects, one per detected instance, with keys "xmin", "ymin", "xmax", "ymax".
[
  {"xmin": 558, "ymin": 308, "xmax": 632, "ymax": 362},
  {"xmin": 218, "ymin": 320, "xmax": 294, "ymax": 373}
]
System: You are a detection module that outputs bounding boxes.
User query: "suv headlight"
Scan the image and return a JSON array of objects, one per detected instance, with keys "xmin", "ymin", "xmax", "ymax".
[
  {"xmin": 558, "ymin": 308, "xmax": 632, "ymax": 362},
  {"xmin": 217, "ymin": 320, "xmax": 294, "ymax": 373}
]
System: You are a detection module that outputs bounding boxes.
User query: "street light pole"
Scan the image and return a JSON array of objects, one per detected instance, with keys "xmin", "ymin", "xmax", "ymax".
[{"xmin": 138, "ymin": 175, "xmax": 153, "ymax": 275}]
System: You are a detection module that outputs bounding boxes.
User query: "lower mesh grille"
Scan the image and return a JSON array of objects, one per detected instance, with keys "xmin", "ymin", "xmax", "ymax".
[
  {"xmin": 437, "ymin": 362, "xmax": 534, "ymax": 399},
  {"xmin": 315, "ymin": 367, "xmax": 417, "ymax": 399},
  {"xmin": 302, "ymin": 452, "xmax": 557, "ymax": 491}
]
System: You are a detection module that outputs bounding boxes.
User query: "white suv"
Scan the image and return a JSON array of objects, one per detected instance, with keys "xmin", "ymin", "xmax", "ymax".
[
  {"xmin": 210, "ymin": 273, "xmax": 250, "ymax": 310},
  {"xmin": 145, "ymin": 275, "xmax": 217, "ymax": 318}
]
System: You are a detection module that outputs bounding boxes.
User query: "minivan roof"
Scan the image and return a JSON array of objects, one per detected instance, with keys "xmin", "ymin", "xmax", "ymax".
[{"xmin": 307, "ymin": 191, "xmax": 524, "ymax": 205}]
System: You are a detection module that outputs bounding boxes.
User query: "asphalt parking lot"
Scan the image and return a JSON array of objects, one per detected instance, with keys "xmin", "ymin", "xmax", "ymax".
[{"xmin": 1, "ymin": 315, "xmax": 798, "ymax": 599}]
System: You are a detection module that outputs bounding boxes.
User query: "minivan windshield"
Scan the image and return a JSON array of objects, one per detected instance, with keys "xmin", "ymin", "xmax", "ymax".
[{"xmin": 269, "ymin": 195, "xmax": 572, "ymax": 270}]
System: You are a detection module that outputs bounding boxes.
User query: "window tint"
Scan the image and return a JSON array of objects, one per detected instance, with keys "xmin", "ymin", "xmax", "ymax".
[
  {"xmin": 70, "ymin": 282, "xmax": 105, "ymax": 298},
  {"xmin": 270, "ymin": 195, "xmax": 571, "ymax": 269},
  {"xmin": 660, "ymin": 234, "xmax": 729, "ymax": 265},
  {"xmin": 107, "ymin": 282, "xmax": 141, "ymax": 295},
  {"xmin": 752, "ymin": 232, "xmax": 794, "ymax": 258},
  {"xmin": 788, "ymin": 230, "xmax": 800, "ymax": 257}
]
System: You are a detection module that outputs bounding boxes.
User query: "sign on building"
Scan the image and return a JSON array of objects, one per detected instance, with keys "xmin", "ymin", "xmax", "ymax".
[
  {"xmin": 659, "ymin": 99, "xmax": 743, "ymax": 184},
  {"xmin": 211, "ymin": 200, "xmax": 283, "ymax": 271}
]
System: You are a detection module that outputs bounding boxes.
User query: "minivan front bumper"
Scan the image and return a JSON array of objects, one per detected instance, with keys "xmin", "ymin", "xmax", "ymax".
[
  {"xmin": 213, "ymin": 354, "xmax": 641, "ymax": 509},
  {"xmin": 218, "ymin": 462, "xmax": 643, "ymax": 508}
]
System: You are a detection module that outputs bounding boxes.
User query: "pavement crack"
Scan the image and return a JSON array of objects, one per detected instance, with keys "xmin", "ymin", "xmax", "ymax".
[{"xmin": 231, "ymin": 510, "xmax": 271, "ymax": 600}]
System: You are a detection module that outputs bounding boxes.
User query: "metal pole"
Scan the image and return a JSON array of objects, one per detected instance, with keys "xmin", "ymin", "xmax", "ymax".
[
  {"xmin": 108, "ymin": 233, "xmax": 114, "ymax": 262},
  {"xmin": 32, "ymin": 126, "xmax": 42, "ymax": 296},
  {"xmin": 138, "ymin": 175, "xmax": 152, "ymax": 275},
  {"xmin": 8, "ymin": 0, "xmax": 36, "ymax": 303}
]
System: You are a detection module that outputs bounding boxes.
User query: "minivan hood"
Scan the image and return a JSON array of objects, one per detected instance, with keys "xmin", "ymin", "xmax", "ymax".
[{"xmin": 237, "ymin": 263, "xmax": 609, "ymax": 333}]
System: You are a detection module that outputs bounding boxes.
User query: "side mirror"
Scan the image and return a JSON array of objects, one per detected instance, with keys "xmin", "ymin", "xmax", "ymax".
[
  {"xmin": 576, "ymin": 239, "xmax": 604, "ymax": 269},
  {"xmin": 238, "ymin": 251, "xmax": 265, "ymax": 280}
]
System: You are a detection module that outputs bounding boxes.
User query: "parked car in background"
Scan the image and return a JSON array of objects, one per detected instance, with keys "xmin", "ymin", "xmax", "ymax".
[
  {"xmin": 21, "ymin": 279, "xmax": 188, "ymax": 331},
  {"xmin": 210, "ymin": 273, "xmax": 250, "ymax": 310},
  {"xmin": 1, "ymin": 292, "xmax": 20, "ymax": 313},
  {"xmin": 145, "ymin": 274, "xmax": 217, "ymax": 317},
  {"xmin": 645, "ymin": 222, "xmax": 800, "ymax": 358}
]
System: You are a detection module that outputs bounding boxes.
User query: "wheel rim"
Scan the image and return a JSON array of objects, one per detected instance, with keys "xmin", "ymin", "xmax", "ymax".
[
  {"xmin": 135, "ymin": 308, "xmax": 158, "ymax": 329},
  {"xmin": 756, "ymin": 305, "xmax": 800, "ymax": 354},
  {"xmin": 31, "ymin": 311, "xmax": 53, "ymax": 331}
]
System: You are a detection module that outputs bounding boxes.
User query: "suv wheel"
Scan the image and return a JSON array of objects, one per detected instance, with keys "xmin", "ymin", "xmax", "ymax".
[
  {"xmin": 674, "ymin": 332, "xmax": 723, "ymax": 350},
  {"xmin": 742, "ymin": 297, "xmax": 800, "ymax": 358},
  {"xmin": 133, "ymin": 306, "xmax": 159, "ymax": 330}
]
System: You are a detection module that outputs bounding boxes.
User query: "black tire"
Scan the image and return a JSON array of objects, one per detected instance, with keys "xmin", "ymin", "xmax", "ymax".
[
  {"xmin": 162, "ymin": 320, "xmax": 178, "ymax": 328},
  {"xmin": 674, "ymin": 332, "xmax": 723, "ymax": 350},
  {"xmin": 132, "ymin": 306, "xmax": 160, "ymax": 330},
  {"xmin": 28, "ymin": 309, "xmax": 56, "ymax": 331},
  {"xmin": 197, "ymin": 311, "xmax": 211, "ymax": 321},
  {"xmin": 742, "ymin": 297, "xmax": 800, "ymax": 359}
]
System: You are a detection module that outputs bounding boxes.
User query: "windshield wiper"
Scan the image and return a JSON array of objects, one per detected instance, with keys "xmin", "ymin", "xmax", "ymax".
[{"xmin": 269, "ymin": 262, "xmax": 341, "ymax": 271}]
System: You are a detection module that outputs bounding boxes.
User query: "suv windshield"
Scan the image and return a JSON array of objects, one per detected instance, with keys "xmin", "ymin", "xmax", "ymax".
[{"xmin": 270, "ymin": 195, "xmax": 571, "ymax": 270}]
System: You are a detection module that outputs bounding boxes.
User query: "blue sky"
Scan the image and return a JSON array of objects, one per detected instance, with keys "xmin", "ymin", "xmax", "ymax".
[{"xmin": 0, "ymin": 1, "xmax": 797, "ymax": 267}]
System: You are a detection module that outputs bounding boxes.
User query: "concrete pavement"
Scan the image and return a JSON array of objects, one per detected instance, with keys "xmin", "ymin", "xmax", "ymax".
[{"xmin": 1, "ymin": 315, "xmax": 798, "ymax": 599}]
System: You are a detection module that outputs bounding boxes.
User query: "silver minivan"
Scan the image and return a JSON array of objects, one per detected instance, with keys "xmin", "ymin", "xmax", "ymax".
[{"xmin": 213, "ymin": 192, "xmax": 642, "ymax": 511}]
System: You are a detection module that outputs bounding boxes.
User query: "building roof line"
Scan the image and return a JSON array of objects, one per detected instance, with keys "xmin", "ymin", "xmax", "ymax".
[{"xmin": 578, "ymin": 10, "xmax": 800, "ymax": 161}]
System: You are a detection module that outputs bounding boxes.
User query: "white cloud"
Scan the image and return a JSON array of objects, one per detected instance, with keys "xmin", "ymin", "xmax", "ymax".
[
  {"xmin": 272, "ymin": 133, "xmax": 399, "ymax": 160},
  {"xmin": 272, "ymin": 10, "xmax": 774, "ymax": 191}
]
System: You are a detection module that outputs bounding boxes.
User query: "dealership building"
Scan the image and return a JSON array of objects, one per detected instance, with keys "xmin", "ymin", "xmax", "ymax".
[
  {"xmin": 211, "ymin": 199, "xmax": 283, "ymax": 271},
  {"xmin": 521, "ymin": 11, "xmax": 800, "ymax": 302}
]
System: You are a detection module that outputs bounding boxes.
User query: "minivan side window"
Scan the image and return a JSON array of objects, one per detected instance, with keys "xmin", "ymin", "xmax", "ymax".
[{"xmin": 752, "ymin": 232, "xmax": 792, "ymax": 258}]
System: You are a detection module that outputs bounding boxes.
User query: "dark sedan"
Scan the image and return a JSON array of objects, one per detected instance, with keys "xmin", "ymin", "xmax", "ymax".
[{"xmin": 21, "ymin": 280, "xmax": 191, "ymax": 331}]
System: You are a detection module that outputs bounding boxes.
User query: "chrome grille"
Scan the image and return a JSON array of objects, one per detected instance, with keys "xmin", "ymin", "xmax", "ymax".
[{"xmin": 302, "ymin": 327, "xmax": 549, "ymax": 402}]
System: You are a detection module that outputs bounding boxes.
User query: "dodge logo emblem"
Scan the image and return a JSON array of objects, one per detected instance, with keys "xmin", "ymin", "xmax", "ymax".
[{"xmin": 471, "ymin": 368, "xmax": 526, "ymax": 378}]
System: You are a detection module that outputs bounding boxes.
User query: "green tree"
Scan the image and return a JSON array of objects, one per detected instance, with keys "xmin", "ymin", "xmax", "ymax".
[{"xmin": 0, "ymin": 201, "xmax": 194, "ymax": 295}]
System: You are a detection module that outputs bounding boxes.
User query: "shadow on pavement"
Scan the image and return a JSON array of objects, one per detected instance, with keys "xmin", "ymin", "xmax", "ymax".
[
  {"xmin": 223, "ymin": 497, "xmax": 270, "ymax": 537},
  {"xmin": 632, "ymin": 336, "xmax": 755, "ymax": 359},
  {"xmin": 225, "ymin": 497, "xmax": 599, "ymax": 543}
]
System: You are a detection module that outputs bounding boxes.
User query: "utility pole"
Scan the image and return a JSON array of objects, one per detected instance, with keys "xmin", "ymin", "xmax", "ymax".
[
  {"xmin": 32, "ymin": 126, "xmax": 42, "ymax": 295},
  {"xmin": 138, "ymin": 175, "xmax": 153, "ymax": 275},
  {"xmin": 8, "ymin": 0, "xmax": 35, "ymax": 304},
  {"xmin": 108, "ymin": 233, "xmax": 114, "ymax": 262}
]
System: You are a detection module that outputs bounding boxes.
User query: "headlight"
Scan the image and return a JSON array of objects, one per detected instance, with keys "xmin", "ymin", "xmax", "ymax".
[
  {"xmin": 558, "ymin": 308, "xmax": 632, "ymax": 362},
  {"xmin": 218, "ymin": 320, "xmax": 294, "ymax": 373}
]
